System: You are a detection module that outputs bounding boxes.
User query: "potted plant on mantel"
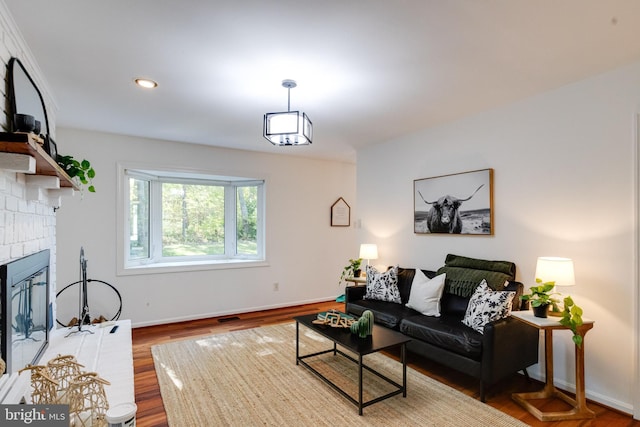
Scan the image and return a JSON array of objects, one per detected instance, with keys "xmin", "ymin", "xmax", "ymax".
[
  {"xmin": 519, "ymin": 279, "xmax": 561, "ymax": 318},
  {"xmin": 338, "ymin": 258, "xmax": 362, "ymax": 286},
  {"xmin": 56, "ymin": 154, "xmax": 96, "ymax": 193}
]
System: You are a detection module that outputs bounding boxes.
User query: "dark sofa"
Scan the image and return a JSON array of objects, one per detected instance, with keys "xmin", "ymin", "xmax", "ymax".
[{"xmin": 345, "ymin": 255, "xmax": 539, "ymax": 401}]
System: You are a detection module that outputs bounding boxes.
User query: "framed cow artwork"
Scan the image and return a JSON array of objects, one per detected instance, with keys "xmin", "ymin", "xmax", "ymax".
[{"xmin": 414, "ymin": 168, "xmax": 493, "ymax": 235}]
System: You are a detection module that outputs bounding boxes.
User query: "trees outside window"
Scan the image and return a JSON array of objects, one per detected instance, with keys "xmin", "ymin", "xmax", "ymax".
[{"xmin": 124, "ymin": 169, "xmax": 264, "ymax": 267}]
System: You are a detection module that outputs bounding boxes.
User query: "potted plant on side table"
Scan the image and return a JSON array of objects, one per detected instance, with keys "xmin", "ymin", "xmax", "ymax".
[
  {"xmin": 338, "ymin": 258, "xmax": 363, "ymax": 286},
  {"xmin": 519, "ymin": 279, "xmax": 561, "ymax": 318},
  {"xmin": 336, "ymin": 258, "xmax": 363, "ymax": 303}
]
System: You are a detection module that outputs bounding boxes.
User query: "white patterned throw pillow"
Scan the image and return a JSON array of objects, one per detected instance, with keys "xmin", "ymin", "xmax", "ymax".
[
  {"xmin": 462, "ymin": 279, "xmax": 515, "ymax": 334},
  {"xmin": 406, "ymin": 271, "xmax": 446, "ymax": 317},
  {"xmin": 364, "ymin": 265, "xmax": 401, "ymax": 304}
]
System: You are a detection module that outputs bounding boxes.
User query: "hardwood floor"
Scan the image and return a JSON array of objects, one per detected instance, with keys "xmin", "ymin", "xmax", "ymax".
[{"xmin": 133, "ymin": 301, "xmax": 639, "ymax": 427}]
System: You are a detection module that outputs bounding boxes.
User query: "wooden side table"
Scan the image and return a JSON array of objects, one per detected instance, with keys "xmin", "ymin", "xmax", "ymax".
[
  {"xmin": 336, "ymin": 277, "xmax": 366, "ymax": 302},
  {"xmin": 510, "ymin": 310, "xmax": 595, "ymax": 421},
  {"xmin": 345, "ymin": 277, "xmax": 366, "ymax": 286}
]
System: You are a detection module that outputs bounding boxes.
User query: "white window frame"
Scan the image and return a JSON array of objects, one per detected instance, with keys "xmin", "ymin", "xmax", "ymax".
[{"xmin": 116, "ymin": 163, "xmax": 267, "ymax": 276}]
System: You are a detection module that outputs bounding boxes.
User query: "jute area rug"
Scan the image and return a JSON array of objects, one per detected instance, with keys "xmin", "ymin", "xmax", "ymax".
[{"xmin": 152, "ymin": 322, "xmax": 529, "ymax": 427}]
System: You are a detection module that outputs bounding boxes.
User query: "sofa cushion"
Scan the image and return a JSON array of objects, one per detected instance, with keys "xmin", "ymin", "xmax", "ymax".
[
  {"xmin": 440, "ymin": 292, "xmax": 471, "ymax": 317},
  {"xmin": 395, "ymin": 267, "xmax": 435, "ymax": 304},
  {"xmin": 346, "ymin": 298, "xmax": 416, "ymax": 329},
  {"xmin": 400, "ymin": 314, "xmax": 483, "ymax": 360},
  {"xmin": 462, "ymin": 280, "xmax": 515, "ymax": 333},
  {"xmin": 405, "ymin": 271, "xmax": 446, "ymax": 317},
  {"xmin": 365, "ymin": 265, "xmax": 401, "ymax": 304}
]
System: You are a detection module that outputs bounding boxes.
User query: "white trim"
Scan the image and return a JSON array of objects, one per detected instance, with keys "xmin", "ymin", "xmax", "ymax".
[
  {"xmin": 118, "ymin": 259, "xmax": 269, "ymax": 276},
  {"xmin": 634, "ymin": 112, "xmax": 640, "ymax": 420},
  {"xmin": 224, "ymin": 184, "xmax": 236, "ymax": 255},
  {"xmin": 116, "ymin": 162, "xmax": 265, "ymax": 276},
  {"xmin": 130, "ymin": 296, "xmax": 337, "ymax": 328},
  {"xmin": 150, "ymin": 177, "xmax": 162, "ymax": 260}
]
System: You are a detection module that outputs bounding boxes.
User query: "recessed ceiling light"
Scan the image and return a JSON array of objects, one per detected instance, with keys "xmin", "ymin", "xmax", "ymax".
[{"xmin": 134, "ymin": 78, "xmax": 158, "ymax": 89}]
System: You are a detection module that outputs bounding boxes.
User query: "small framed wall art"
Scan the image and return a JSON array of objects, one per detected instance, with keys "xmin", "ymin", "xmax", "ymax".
[
  {"xmin": 414, "ymin": 168, "xmax": 493, "ymax": 235},
  {"xmin": 331, "ymin": 197, "xmax": 350, "ymax": 227}
]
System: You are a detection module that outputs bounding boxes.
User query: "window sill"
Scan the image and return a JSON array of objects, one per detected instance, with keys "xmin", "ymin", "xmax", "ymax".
[{"xmin": 117, "ymin": 258, "xmax": 268, "ymax": 276}]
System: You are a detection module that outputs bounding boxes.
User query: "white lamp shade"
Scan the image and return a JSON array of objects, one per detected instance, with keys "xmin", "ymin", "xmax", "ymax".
[
  {"xmin": 359, "ymin": 244, "xmax": 378, "ymax": 260},
  {"xmin": 263, "ymin": 111, "xmax": 312, "ymax": 145},
  {"xmin": 535, "ymin": 257, "xmax": 575, "ymax": 287},
  {"xmin": 268, "ymin": 112, "xmax": 298, "ymax": 133}
]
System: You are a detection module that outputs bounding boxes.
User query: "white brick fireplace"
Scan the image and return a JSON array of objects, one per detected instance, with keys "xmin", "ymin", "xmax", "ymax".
[
  {"xmin": 0, "ymin": 1, "xmax": 60, "ymax": 402},
  {"xmin": 0, "ymin": 170, "xmax": 58, "ymax": 302},
  {"xmin": 0, "ymin": 1, "xmax": 59, "ymax": 287}
]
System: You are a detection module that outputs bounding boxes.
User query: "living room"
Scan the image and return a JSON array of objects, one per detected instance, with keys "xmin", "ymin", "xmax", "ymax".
[{"xmin": 1, "ymin": 1, "xmax": 639, "ymax": 425}]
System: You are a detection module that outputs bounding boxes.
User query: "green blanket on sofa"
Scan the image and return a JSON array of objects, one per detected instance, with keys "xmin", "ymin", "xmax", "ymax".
[{"xmin": 436, "ymin": 254, "xmax": 516, "ymax": 297}]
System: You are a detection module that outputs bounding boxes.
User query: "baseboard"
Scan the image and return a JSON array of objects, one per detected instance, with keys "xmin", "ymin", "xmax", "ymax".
[{"xmin": 131, "ymin": 296, "xmax": 339, "ymax": 328}]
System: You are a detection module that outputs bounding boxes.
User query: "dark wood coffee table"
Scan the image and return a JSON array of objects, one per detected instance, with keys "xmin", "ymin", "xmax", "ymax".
[{"xmin": 294, "ymin": 313, "xmax": 411, "ymax": 415}]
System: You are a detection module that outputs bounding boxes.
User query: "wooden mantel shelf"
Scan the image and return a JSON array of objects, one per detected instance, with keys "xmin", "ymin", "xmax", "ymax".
[{"xmin": 0, "ymin": 131, "xmax": 79, "ymax": 190}]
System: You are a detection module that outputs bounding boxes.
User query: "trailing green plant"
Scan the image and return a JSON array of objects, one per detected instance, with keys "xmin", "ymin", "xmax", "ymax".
[
  {"xmin": 57, "ymin": 154, "xmax": 96, "ymax": 193},
  {"xmin": 338, "ymin": 258, "xmax": 362, "ymax": 285},
  {"xmin": 520, "ymin": 278, "xmax": 561, "ymax": 311},
  {"xmin": 559, "ymin": 295, "xmax": 584, "ymax": 347}
]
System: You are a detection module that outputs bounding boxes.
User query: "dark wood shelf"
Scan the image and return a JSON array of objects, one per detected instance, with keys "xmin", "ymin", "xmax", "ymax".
[{"xmin": 0, "ymin": 132, "xmax": 79, "ymax": 190}]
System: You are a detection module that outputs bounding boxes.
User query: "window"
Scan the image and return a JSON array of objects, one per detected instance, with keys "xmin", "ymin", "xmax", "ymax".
[{"xmin": 122, "ymin": 168, "xmax": 264, "ymax": 271}]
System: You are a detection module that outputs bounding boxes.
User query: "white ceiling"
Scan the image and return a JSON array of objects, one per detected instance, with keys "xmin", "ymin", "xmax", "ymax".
[{"xmin": 4, "ymin": 0, "xmax": 640, "ymax": 162}]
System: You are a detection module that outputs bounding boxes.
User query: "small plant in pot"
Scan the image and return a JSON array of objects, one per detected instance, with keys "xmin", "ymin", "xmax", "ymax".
[
  {"xmin": 519, "ymin": 279, "xmax": 560, "ymax": 318},
  {"xmin": 338, "ymin": 258, "xmax": 362, "ymax": 285}
]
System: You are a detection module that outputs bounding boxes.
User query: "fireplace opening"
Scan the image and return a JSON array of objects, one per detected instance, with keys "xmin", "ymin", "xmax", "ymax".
[{"xmin": 0, "ymin": 249, "xmax": 51, "ymax": 374}]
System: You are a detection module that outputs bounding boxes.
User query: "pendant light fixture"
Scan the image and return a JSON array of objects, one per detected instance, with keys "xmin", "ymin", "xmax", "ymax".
[{"xmin": 263, "ymin": 79, "xmax": 312, "ymax": 146}]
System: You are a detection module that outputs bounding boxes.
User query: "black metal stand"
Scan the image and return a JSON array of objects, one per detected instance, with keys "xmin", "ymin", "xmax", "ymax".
[{"xmin": 65, "ymin": 247, "xmax": 93, "ymax": 337}]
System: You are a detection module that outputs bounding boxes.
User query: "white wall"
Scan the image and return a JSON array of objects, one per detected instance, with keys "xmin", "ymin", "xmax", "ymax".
[
  {"xmin": 54, "ymin": 128, "xmax": 357, "ymax": 327},
  {"xmin": 356, "ymin": 60, "xmax": 640, "ymax": 413}
]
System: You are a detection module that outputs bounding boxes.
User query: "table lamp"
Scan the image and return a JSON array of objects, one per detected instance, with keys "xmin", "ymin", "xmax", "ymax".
[
  {"xmin": 535, "ymin": 256, "xmax": 575, "ymax": 315},
  {"xmin": 359, "ymin": 244, "xmax": 378, "ymax": 277}
]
